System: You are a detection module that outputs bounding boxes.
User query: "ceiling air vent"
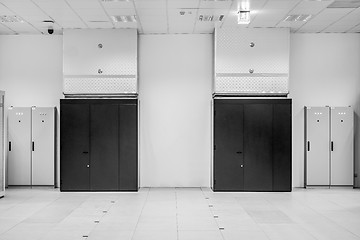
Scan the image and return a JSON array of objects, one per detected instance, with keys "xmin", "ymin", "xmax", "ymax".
[
  {"xmin": 111, "ymin": 15, "xmax": 136, "ymax": 23},
  {"xmin": 327, "ymin": 0, "xmax": 360, "ymax": 8},
  {"xmin": 0, "ymin": 15, "xmax": 24, "ymax": 23},
  {"xmin": 283, "ymin": 14, "xmax": 312, "ymax": 22},
  {"xmin": 198, "ymin": 15, "xmax": 225, "ymax": 22}
]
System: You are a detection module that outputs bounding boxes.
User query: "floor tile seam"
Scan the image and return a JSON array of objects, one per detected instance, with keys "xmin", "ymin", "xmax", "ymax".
[
  {"xmin": 130, "ymin": 187, "xmax": 150, "ymax": 240},
  {"xmin": 87, "ymin": 196, "xmax": 124, "ymax": 237},
  {"xmin": 0, "ymin": 195, "xmax": 63, "ymax": 238},
  {"xmin": 269, "ymin": 198, "xmax": 360, "ymax": 240},
  {"xmin": 261, "ymin": 198, "xmax": 322, "ymax": 240},
  {"xmin": 200, "ymin": 187, "xmax": 226, "ymax": 240}
]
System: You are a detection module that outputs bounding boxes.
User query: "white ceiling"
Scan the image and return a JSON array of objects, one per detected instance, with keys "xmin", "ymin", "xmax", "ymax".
[{"xmin": 0, "ymin": 0, "xmax": 359, "ymax": 35}]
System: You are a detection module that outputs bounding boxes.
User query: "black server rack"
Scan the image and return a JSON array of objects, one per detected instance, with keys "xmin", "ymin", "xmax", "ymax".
[
  {"xmin": 60, "ymin": 99, "xmax": 138, "ymax": 191},
  {"xmin": 213, "ymin": 98, "xmax": 292, "ymax": 192}
]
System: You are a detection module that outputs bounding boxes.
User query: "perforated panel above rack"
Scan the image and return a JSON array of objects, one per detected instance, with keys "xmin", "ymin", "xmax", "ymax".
[
  {"xmin": 214, "ymin": 28, "xmax": 290, "ymax": 96},
  {"xmin": 63, "ymin": 29, "xmax": 138, "ymax": 96}
]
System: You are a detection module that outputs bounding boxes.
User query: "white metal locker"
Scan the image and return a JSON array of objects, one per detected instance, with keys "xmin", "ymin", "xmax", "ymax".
[
  {"xmin": 31, "ymin": 107, "xmax": 55, "ymax": 186},
  {"xmin": 305, "ymin": 107, "xmax": 330, "ymax": 186},
  {"xmin": 330, "ymin": 107, "xmax": 353, "ymax": 186},
  {"xmin": 8, "ymin": 107, "xmax": 32, "ymax": 185},
  {"xmin": 0, "ymin": 91, "xmax": 4, "ymax": 197}
]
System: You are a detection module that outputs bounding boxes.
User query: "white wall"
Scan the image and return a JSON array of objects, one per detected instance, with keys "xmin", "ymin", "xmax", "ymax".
[
  {"xmin": 0, "ymin": 35, "xmax": 63, "ymax": 187},
  {"xmin": 139, "ymin": 34, "xmax": 213, "ymax": 187},
  {"xmin": 1, "ymin": 33, "xmax": 360, "ymax": 189},
  {"xmin": 289, "ymin": 33, "xmax": 360, "ymax": 187}
]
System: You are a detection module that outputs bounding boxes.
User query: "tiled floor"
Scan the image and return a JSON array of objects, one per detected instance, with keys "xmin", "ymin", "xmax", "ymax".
[{"xmin": 0, "ymin": 187, "xmax": 360, "ymax": 240}]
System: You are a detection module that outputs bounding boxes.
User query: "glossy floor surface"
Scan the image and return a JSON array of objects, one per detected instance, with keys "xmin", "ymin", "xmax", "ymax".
[{"xmin": 0, "ymin": 187, "xmax": 360, "ymax": 240}]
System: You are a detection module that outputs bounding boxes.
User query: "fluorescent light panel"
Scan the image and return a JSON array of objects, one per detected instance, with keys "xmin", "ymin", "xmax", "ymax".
[
  {"xmin": 111, "ymin": 15, "xmax": 136, "ymax": 23},
  {"xmin": 0, "ymin": 15, "xmax": 24, "ymax": 23},
  {"xmin": 283, "ymin": 14, "xmax": 312, "ymax": 22}
]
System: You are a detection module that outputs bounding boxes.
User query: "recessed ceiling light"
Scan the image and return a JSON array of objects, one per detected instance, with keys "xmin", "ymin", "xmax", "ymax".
[
  {"xmin": 0, "ymin": 15, "xmax": 24, "ymax": 23},
  {"xmin": 283, "ymin": 14, "xmax": 312, "ymax": 22},
  {"xmin": 238, "ymin": 11, "xmax": 250, "ymax": 24},
  {"xmin": 111, "ymin": 15, "xmax": 136, "ymax": 23}
]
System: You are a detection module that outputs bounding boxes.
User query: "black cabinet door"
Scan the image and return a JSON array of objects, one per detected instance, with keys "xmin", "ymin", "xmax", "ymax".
[
  {"xmin": 119, "ymin": 104, "xmax": 138, "ymax": 190},
  {"xmin": 60, "ymin": 104, "xmax": 90, "ymax": 191},
  {"xmin": 244, "ymin": 104, "xmax": 273, "ymax": 191},
  {"xmin": 90, "ymin": 104, "xmax": 119, "ymax": 191},
  {"xmin": 214, "ymin": 103, "xmax": 244, "ymax": 191},
  {"xmin": 273, "ymin": 103, "xmax": 292, "ymax": 191}
]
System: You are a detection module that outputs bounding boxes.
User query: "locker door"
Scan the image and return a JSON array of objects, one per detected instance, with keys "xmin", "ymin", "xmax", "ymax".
[
  {"xmin": 119, "ymin": 104, "xmax": 138, "ymax": 190},
  {"xmin": 330, "ymin": 107, "xmax": 353, "ymax": 186},
  {"xmin": 305, "ymin": 107, "xmax": 330, "ymax": 186},
  {"xmin": 214, "ymin": 103, "xmax": 244, "ymax": 191},
  {"xmin": 60, "ymin": 104, "xmax": 90, "ymax": 191},
  {"xmin": 32, "ymin": 107, "xmax": 55, "ymax": 186},
  {"xmin": 244, "ymin": 104, "xmax": 273, "ymax": 191},
  {"xmin": 90, "ymin": 104, "xmax": 119, "ymax": 191},
  {"xmin": 8, "ymin": 107, "xmax": 31, "ymax": 185}
]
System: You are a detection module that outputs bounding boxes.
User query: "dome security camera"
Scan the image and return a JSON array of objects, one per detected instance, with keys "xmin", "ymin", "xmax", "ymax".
[{"xmin": 48, "ymin": 28, "xmax": 54, "ymax": 34}]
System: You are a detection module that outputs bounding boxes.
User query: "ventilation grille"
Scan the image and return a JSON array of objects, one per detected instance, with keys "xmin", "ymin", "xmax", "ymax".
[
  {"xmin": 0, "ymin": 15, "xmax": 24, "ymax": 23},
  {"xmin": 327, "ymin": 0, "xmax": 360, "ymax": 8},
  {"xmin": 283, "ymin": 14, "xmax": 312, "ymax": 22}
]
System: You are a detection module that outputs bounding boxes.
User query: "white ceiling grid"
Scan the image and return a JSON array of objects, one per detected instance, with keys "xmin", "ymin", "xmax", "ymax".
[{"xmin": 0, "ymin": 0, "xmax": 359, "ymax": 35}]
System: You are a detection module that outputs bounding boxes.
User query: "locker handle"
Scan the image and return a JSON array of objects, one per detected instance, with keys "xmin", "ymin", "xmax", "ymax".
[
  {"xmin": 83, "ymin": 151, "xmax": 89, "ymax": 154},
  {"xmin": 236, "ymin": 151, "xmax": 242, "ymax": 154},
  {"xmin": 307, "ymin": 141, "xmax": 310, "ymax": 151},
  {"xmin": 331, "ymin": 141, "xmax": 334, "ymax": 151},
  {"xmin": 32, "ymin": 142, "xmax": 34, "ymax": 151},
  {"xmin": 9, "ymin": 142, "xmax": 11, "ymax": 151}
]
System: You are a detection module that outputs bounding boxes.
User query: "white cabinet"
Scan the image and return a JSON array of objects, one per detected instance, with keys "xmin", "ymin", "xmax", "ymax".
[
  {"xmin": 305, "ymin": 106, "xmax": 353, "ymax": 187},
  {"xmin": 0, "ymin": 91, "xmax": 4, "ymax": 197},
  {"xmin": 8, "ymin": 107, "xmax": 56, "ymax": 186}
]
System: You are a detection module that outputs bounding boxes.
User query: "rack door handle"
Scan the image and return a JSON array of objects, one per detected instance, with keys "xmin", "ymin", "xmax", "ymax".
[
  {"xmin": 9, "ymin": 142, "xmax": 11, "ymax": 151},
  {"xmin": 307, "ymin": 141, "xmax": 310, "ymax": 151},
  {"xmin": 32, "ymin": 142, "xmax": 34, "ymax": 151},
  {"xmin": 236, "ymin": 151, "xmax": 242, "ymax": 154},
  {"xmin": 331, "ymin": 141, "xmax": 334, "ymax": 151}
]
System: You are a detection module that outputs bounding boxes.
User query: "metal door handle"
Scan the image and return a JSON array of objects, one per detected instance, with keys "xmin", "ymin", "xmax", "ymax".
[
  {"xmin": 83, "ymin": 151, "xmax": 89, "ymax": 154},
  {"xmin": 236, "ymin": 151, "xmax": 242, "ymax": 154},
  {"xmin": 9, "ymin": 142, "xmax": 11, "ymax": 151},
  {"xmin": 32, "ymin": 142, "xmax": 34, "ymax": 151},
  {"xmin": 331, "ymin": 141, "xmax": 334, "ymax": 151},
  {"xmin": 307, "ymin": 141, "xmax": 310, "ymax": 151}
]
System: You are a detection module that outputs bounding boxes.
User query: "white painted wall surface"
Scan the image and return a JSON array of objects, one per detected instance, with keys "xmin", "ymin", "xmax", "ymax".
[
  {"xmin": 0, "ymin": 35, "xmax": 63, "ymax": 187},
  {"xmin": 289, "ymin": 33, "xmax": 360, "ymax": 187},
  {"xmin": 0, "ymin": 33, "xmax": 359, "ymax": 188},
  {"xmin": 139, "ymin": 34, "xmax": 213, "ymax": 187}
]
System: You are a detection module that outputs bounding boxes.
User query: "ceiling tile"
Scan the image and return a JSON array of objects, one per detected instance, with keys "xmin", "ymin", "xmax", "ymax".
[
  {"xmin": 1, "ymin": 22, "xmax": 40, "ymax": 33},
  {"xmin": 298, "ymin": 8, "xmax": 354, "ymax": 32},
  {"xmin": 105, "ymin": 8, "xmax": 136, "ymax": 16},
  {"xmin": 262, "ymin": 0, "xmax": 300, "ymax": 10},
  {"xmin": 134, "ymin": 0, "xmax": 166, "ymax": 9},
  {"xmin": 100, "ymin": 1, "xmax": 134, "ymax": 9},
  {"xmin": 289, "ymin": 0, "xmax": 333, "ymax": 15},
  {"xmin": 199, "ymin": 0, "xmax": 232, "ymax": 9},
  {"xmin": 65, "ymin": 0, "xmax": 102, "ymax": 9},
  {"xmin": 348, "ymin": 24, "xmax": 360, "ymax": 32},
  {"xmin": 250, "ymin": 10, "xmax": 289, "ymax": 27},
  {"xmin": 0, "ymin": 23, "xmax": 14, "ymax": 34},
  {"xmin": 86, "ymin": 21, "xmax": 113, "ymax": 28},
  {"xmin": 167, "ymin": 0, "xmax": 200, "ymax": 9},
  {"xmin": 0, "ymin": 3, "xmax": 14, "ymax": 15}
]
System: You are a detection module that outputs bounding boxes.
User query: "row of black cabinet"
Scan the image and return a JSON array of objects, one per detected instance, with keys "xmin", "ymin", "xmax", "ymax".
[
  {"xmin": 60, "ymin": 99, "xmax": 138, "ymax": 191},
  {"xmin": 60, "ymin": 98, "xmax": 291, "ymax": 192}
]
